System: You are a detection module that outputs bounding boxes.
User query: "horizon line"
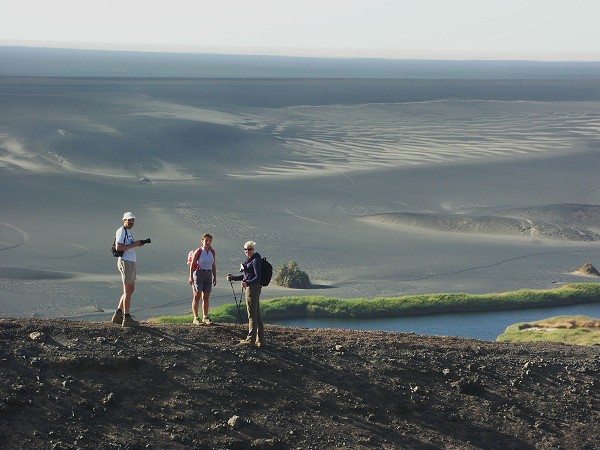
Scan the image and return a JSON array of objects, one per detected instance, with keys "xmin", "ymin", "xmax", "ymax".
[{"xmin": 2, "ymin": 40, "xmax": 599, "ymax": 63}]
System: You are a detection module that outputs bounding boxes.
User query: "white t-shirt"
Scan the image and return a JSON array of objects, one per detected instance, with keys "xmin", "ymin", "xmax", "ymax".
[{"xmin": 115, "ymin": 226, "xmax": 136, "ymax": 262}]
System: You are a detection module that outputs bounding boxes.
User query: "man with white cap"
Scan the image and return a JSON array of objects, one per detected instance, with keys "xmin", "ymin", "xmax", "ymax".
[{"xmin": 111, "ymin": 211, "xmax": 147, "ymax": 327}]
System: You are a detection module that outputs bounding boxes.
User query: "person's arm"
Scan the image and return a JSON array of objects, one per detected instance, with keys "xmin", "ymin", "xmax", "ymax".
[
  {"xmin": 116, "ymin": 241, "xmax": 141, "ymax": 251},
  {"xmin": 115, "ymin": 228, "xmax": 141, "ymax": 251},
  {"xmin": 212, "ymin": 252, "xmax": 217, "ymax": 286},
  {"xmin": 189, "ymin": 249, "xmax": 200, "ymax": 281},
  {"xmin": 227, "ymin": 266, "xmax": 243, "ymax": 282}
]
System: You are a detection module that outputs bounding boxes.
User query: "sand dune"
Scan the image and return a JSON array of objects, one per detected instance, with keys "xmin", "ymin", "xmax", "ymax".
[
  {"xmin": 362, "ymin": 204, "xmax": 600, "ymax": 241},
  {"xmin": 2, "ymin": 75, "xmax": 600, "ymax": 322},
  {"xmin": 0, "ymin": 267, "xmax": 76, "ymax": 280},
  {"xmin": 228, "ymin": 101, "xmax": 600, "ymax": 178},
  {"xmin": 2, "ymin": 91, "xmax": 599, "ymax": 180}
]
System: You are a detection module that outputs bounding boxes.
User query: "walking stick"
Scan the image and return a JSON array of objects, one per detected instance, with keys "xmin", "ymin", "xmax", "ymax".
[{"xmin": 230, "ymin": 280, "xmax": 244, "ymax": 328}]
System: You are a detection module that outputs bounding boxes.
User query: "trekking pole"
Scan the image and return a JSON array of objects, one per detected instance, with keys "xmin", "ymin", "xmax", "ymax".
[{"xmin": 229, "ymin": 280, "xmax": 244, "ymax": 328}]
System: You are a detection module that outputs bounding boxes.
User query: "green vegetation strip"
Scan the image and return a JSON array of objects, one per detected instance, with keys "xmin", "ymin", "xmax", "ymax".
[{"xmin": 150, "ymin": 283, "xmax": 600, "ymax": 324}]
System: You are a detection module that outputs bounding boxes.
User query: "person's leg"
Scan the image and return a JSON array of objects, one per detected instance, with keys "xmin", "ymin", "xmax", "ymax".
[
  {"xmin": 191, "ymin": 269, "xmax": 202, "ymax": 324},
  {"xmin": 119, "ymin": 283, "xmax": 139, "ymax": 326},
  {"xmin": 245, "ymin": 285, "xmax": 260, "ymax": 342},
  {"xmin": 198, "ymin": 271, "xmax": 212, "ymax": 324},
  {"xmin": 191, "ymin": 290, "xmax": 201, "ymax": 322},
  {"xmin": 256, "ymin": 293, "xmax": 264, "ymax": 345},
  {"xmin": 245, "ymin": 296, "xmax": 252, "ymax": 340},
  {"xmin": 120, "ymin": 283, "xmax": 135, "ymax": 314},
  {"xmin": 119, "ymin": 261, "xmax": 138, "ymax": 327},
  {"xmin": 201, "ymin": 291, "xmax": 211, "ymax": 323},
  {"xmin": 114, "ymin": 260, "xmax": 135, "ymax": 323},
  {"xmin": 112, "ymin": 260, "xmax": 125, "ymax": 323},
  {"xmin": 249, "ymin": 285, "xmax": 263, "ymax": 346}
]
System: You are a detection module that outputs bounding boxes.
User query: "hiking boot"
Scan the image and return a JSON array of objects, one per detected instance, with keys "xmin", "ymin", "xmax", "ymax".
[
  {"xmin": 122, "ymin": 315, "xmax": 139, "ymax": 327},
  {"xmin": 111, "ymin": 311, "xmax": 123, "ymax": 325},
  {"xmin": 192, "ymin": 316, "xmax": 201, "ymax": 325},
  {"xmin": 202, "ymin": 316, "xmax": 212, "ymax": 325},
  {"xmin": 238, "ymin": 339, "xmax": 254, "ymax": 345},
  {"xmin": 255, "ymin": 341, "xmax": 264, "ymax": 349}
]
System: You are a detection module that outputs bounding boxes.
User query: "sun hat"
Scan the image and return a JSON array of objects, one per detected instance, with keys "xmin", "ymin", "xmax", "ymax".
[{"xmin": 122, "ymin": 212, "xmax": 136, "ymax": 220}]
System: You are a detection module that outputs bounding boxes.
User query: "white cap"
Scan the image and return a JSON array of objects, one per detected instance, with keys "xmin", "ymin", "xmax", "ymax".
[{"xmin": 122, "ymin": 211, "xmax": 135, "ymax": 220}]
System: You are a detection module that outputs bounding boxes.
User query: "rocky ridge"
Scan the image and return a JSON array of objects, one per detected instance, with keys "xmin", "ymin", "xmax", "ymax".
[{"xmin": 1, "ymin": 318, "xmax": 599, "ymax": 449}]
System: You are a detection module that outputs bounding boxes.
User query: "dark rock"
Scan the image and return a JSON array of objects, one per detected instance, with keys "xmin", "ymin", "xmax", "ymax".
[{"xmin": 0, "ymin": 318, "xmax": 599, "ymax": 449}]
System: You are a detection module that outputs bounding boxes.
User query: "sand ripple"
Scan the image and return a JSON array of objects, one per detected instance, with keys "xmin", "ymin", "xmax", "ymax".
[
  {"xmin": 3, "ymin": 95, "xmax": 598, "ymax": 180},
  {"xmin": 239, "ymin": 101, "xmax": 600, "ymax": 177}
]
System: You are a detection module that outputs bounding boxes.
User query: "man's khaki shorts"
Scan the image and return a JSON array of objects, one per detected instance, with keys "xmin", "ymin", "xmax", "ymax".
[{"xmin": 118, "ymin": 259, "xmax": 137, "ymax": 285}]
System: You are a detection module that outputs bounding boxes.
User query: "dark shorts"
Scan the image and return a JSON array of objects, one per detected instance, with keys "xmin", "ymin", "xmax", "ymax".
[{"xmin": 192, "ymin": 269, "xmax": 213, "ymax": 293}]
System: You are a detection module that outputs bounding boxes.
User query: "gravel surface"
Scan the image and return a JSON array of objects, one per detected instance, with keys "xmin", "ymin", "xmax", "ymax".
[{"xmin": 1, "ymin": 318, "xmax": 599, "ymax": 449}]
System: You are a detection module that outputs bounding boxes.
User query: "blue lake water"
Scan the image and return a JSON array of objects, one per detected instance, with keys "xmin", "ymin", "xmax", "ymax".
[{"xmin": 268, "ymin": 303, "xmax": 600, "ymax": 341}]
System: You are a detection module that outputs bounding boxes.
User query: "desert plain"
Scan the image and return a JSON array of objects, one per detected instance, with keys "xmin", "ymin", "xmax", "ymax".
[{"xmin": 1, "ymin": 55, "xmax": 600, "ymax": 327}]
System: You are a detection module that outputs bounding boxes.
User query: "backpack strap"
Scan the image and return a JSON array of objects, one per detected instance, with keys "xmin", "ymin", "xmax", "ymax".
[
  {"xmin": 190, "ymin": 247, "xmax": 200, "ymax": 272},
  {"xmin": 194, "ymin": 247, "xmax": 216, "ymax": 272},
  {"xmin": 119, "ymin": 226, "xmax": 129, "ymax": 245}
]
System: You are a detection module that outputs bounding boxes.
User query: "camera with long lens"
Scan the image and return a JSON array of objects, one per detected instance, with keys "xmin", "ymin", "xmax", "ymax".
[{"xmin": 140, "ymin": 238, "xmax": 152, "ymax": 245}]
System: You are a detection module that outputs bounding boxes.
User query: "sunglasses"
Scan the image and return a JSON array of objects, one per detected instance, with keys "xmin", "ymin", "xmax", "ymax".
[{"xmin": 244, "ymin": 248, "xmax": 253, "ymax": 251}]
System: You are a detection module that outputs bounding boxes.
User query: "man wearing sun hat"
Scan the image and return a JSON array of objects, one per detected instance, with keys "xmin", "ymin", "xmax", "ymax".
[{"xmin": 111, "ymin": 211, "xmax": 147, "ymax": 327}]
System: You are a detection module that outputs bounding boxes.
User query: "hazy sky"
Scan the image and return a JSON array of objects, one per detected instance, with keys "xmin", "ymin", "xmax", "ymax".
[{"xmin": 1, "ymin": 0, "xmax": 599, "ymax": 60}]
